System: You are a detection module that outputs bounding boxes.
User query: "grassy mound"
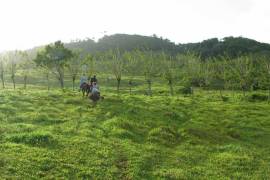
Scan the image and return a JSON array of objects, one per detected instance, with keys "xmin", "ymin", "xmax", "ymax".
[{"xmin": 147, "ymin": 126, "xmax": 180, "ymax": 146}]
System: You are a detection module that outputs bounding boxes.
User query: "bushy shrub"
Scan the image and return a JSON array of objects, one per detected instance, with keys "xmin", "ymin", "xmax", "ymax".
[
  {"xmin": 157, "ymin": 90, "xmax": 166, "ymax": 95},
  {"xmin": 221, "ymin": 96, "xmax": 229, "ymax": 102},
  {"xmin": 227, "ymin": 129, "xmax": 241, "ymax": 139},
  {"xmin": 179, "ymin": 86, "xmax": 193, "ymax": 95},
  {"xmin": 248, "ymin": 93, "xmax": 268, "ymax": 102},
  {"xmin": 8, "ymin": 131, "xmax": 57, "ymax": 147}
]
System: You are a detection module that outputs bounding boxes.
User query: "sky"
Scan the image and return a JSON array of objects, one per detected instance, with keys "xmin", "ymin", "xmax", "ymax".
[{"xmin": 0, "ymin": 0, "xmax": 269, "ymax": 52}]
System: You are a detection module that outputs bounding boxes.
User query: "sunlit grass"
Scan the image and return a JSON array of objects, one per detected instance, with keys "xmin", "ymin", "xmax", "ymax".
[{"xmin": 0, "ymin": 85, "xmax": 270, "ymax": 179}]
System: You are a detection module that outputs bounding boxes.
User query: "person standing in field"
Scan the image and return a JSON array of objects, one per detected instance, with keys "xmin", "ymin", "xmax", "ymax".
[
  {"xmin": 92, "ymin": 82, "xmax": 99, "ymax": 93},
  {"xmin": 90, "ymin": 75, "xmax": 98, "ymax": 85},
  {"xmin": 89, "ymin": 82, "xmax": 100, "ymax": 102},
  {"xmin": 79, "ymin": 73, "xmax": 87, "ymax": 90}
]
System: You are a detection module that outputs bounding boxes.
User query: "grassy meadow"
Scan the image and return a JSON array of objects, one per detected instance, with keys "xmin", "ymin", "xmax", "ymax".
[{"xmin": 0, "ymin": 77, "xmax": 270, "ymax": 179}]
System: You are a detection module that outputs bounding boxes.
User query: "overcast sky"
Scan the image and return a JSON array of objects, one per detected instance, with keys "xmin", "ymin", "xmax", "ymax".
[{"xmin": 0, "ymin": 0, "xmax": 269, "ymax": 52}]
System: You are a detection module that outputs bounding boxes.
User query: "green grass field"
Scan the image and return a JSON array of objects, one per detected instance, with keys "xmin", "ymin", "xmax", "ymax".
[{"xmin": 0, "ymin": 82, "xmax": 270, "ymax": 179}]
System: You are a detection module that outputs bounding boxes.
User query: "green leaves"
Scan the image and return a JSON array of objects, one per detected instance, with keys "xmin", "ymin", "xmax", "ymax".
[
  {"xmin": 34, "ymin": 41, "xmax": 73, "ymax": 68},
  {"xmin": 34, "ymin": 41, "xmax": 73, "ymax": 88}
]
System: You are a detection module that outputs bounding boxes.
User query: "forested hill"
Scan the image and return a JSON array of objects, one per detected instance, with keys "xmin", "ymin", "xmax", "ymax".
[
  {"xmin": 183, "ymin": 37, "xmax": 270, "ymax": 59},
  {"xmin": 65, "ymin": 34, "xmax": 270, "ymax": 59},
  {"xmin": 65, "ymin": 34, "xmax": 178, "ymax": 54}
]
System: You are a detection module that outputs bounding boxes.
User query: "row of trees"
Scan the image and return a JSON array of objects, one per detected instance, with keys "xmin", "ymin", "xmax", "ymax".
[
  {"xmin": 0, "ymin": 50, "xmax": 35, "ymax": 89},
  {"xmin": 0, "ymin": 41, "xmax": 270, "ymax": 101}
]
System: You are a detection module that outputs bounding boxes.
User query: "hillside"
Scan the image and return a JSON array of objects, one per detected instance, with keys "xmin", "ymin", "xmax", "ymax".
[
  {"xmin": 1, "ymin": 87, "xmax": 270, "ymax": 179},
  {"xmin": 65, "ymin": 34, "xmax": 270, "ymax": 59}
]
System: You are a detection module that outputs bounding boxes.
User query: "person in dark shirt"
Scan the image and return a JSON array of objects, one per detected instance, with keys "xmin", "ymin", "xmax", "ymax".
[{"xmin": 90, "ymin": 75, "xmax": 97, "ymax": 85}]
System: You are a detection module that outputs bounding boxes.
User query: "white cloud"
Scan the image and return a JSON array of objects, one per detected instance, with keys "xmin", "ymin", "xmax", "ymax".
[{"xmin": 0, "ymin": 0, "xmax": 269, "ymax": 52}]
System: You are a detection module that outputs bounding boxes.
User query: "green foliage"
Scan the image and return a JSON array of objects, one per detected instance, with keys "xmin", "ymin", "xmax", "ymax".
[
  {"xmin": 179, "ymin": 86, "xmax": 193, "ymax": 95},
  {"xmin": 67, "ymin": 49, "xmax": 84, "ymax": 90},
  {"xmin": 185, "ymin": 36, "xmax": 270, "ymax": 60},
  {"xmin": 82, "ymin": 53, "xmax": 96, "ymax": 80},
  {"xmin": 248, "ymin": 93, "xmax": 268, "ymax": 102},
  {"xmin": 176, "ymin": 53, "xmax": 201, "ymax": 90},
  {"xmin": 66, "ymin": 34, "xmax": 178, "ymax": 54},
  {"xmin": 34, "ymin": 41, "xmax": 73, "ymax": 88},
  {"xmin": 65, "ymin": 34, "xmax": 270, "ymax": 60}
]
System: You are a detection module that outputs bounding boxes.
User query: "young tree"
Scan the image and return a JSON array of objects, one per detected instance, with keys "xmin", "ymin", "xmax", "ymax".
[
  {"xmin": 231, "ymin": 56, "xmax": 254, "ymax": 97},
  {"xmin": 199, "ymin": 60, "xmax": 213, "ymax": 89},
  {"xmin": 35, "ymin": 49, "xmax": 52, "ymax": 90},
  {"xmin": 177, "ymin": 53, "xmax": 201, "ymax": 95},
  {"xmin": 0, "ymin": 56, "xmax": 6, "ymax": 89},
  {"xmin": 6, "ymin": 51, "xmax": 21, "ymax": 89},
  {"xmin": 259, "ymin": 56, "xmax": 270, "ymax": 102},
  {"xmin": 10, "ymin": 59, "xmax": 17, "ymax": 89},
  {"xmin": 83, "ymin": 53, "xmax": 96, "ymax": 83},
  {"xmin": 19, "ymin": 51, "xmax": 34, "ymax": 89},
  {"xmin": 67, "ymin": 50, "xmax": 83, "ymax": 90},
  {"xmin": 123, "ymin": 51, "xmax": 140, "ymax": 94},
  {"xmin": 34, "ymin": 41, "xmax": 73, "ymax": 89},
  {"xmin": 105, "ymin": 49, "xmax": 124, "ymax": 93},
  {"xmin": 160, "ymin": 52, "xmax": 179, "ymax": 96},
  {"xmin": 210, "ymin": 57, "xmax": 230, "ymax": 99},
  {"xmin": 138, "ymin": 50, "xmax": 160, "ymax": 96}
]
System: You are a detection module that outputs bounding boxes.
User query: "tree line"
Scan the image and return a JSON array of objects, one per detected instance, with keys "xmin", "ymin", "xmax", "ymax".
[
  {"xmin": 66, "ymin": 34, "xmax": 270, "ymax": 60},
  {"xmin": 0, "ymin": 41, "xmax": 270, "ymax": 101}
]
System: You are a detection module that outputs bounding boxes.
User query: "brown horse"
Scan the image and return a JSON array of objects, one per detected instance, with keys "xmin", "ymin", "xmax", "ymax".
[
  {"xmin": 81, "ymin": 83, "xmax": 103, "ymax": 105},
  {"xmin": 80, "ymin": 82, "xmax": 92, "ymax": 97}
]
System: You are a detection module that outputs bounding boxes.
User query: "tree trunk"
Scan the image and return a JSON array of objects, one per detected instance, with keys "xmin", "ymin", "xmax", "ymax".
[
  {"xmin": 59, "ymin": 77, "xmax": 64, "ymax": 89},
  {"xmin": 57, "ymin": 67, "xmax": 64, "ymax": 89},
  {"xmin": 117, "ymin": 78, "xmax": 121, "ymax": 93},
  {"xmin": 169, "ymin": 81, "xmax": 174, "ymax": 96},
  {"xmin": 241, "ymin": 82, "xmax": 247, "ymax": 98},
  {"xmin": 242, "ymin": 87, "xmax": 246, "ymax": 97},
  {"xmin": 268, "ymin": 87, "xmax": 270, "ymax": 104},
  {"xmin": 72, "ymin": 76, "xmax": 75, "ymax": 91},
  {"xmin": 24, "ymin": 75, "xmax": 27, "ymax": 89},
  {"xmin": 219, "ymin": 89, "xmax": 223, "ymax": 100},
  {"xmin": 11, "ymin": 76, "xmax": 15, "ymax": 89},
  {"xmin": 58, "ymin": 71, "xmax": 64, "ymax": 89},
  {"xmin": 46, "ymin": 74, "xmax": 50, "ymax": 91},
  {"xmin": 1, "ymin": 75, "xmax": 4, "ymax": 89},
  {"xmin": 147, "ymin": 80, "xmax": 152, "ymax": 96},
  {"xmin": 129, "ymin": 80, "xmax": 132, "ymax": 95},
  {"xmin": 190, "ymin": 86, "xmax": 194, "ymax": 95}
]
